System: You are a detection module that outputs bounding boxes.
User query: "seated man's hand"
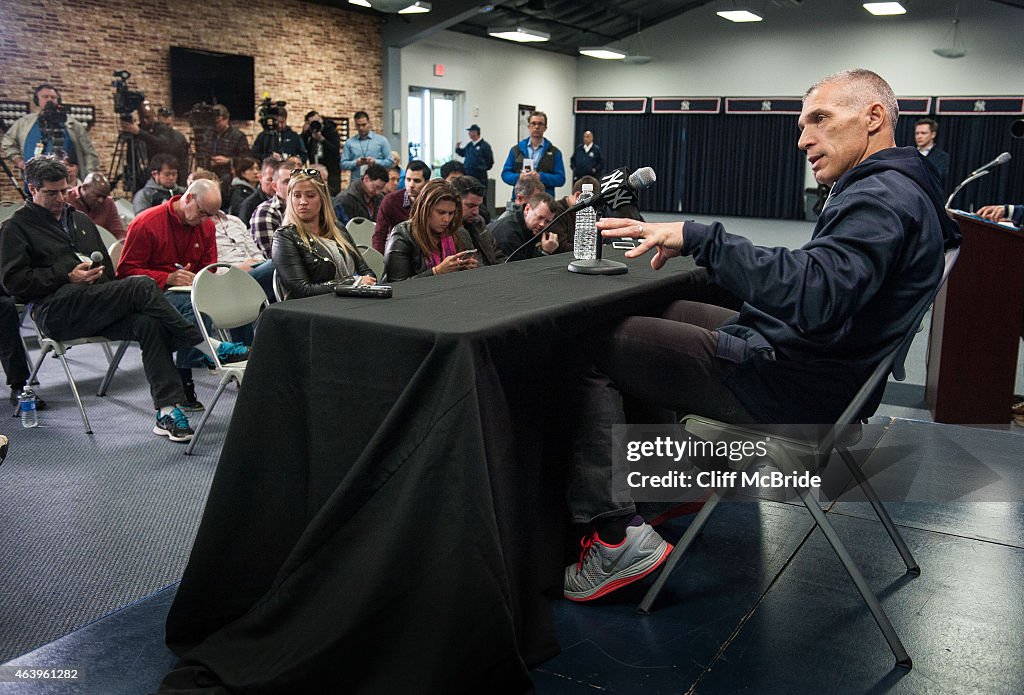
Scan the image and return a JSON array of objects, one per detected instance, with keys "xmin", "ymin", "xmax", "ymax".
[
  {"xmin": 598, "ymin": 218, "xmax": 684, "ymax": 271},
  {"xmin": 539, "ymin": 231, "xmax": 559, "ymax": 254},
  {"xmin": 235, "ymin": 258, "xmax": 263, "ymax": 272},
  {"xmin": 68, "ymin": 261, "xmax": 104, "ymax": 285},
  {"xmin": 977, "ymin": 205, "xmax": 1008, "ymax": 222},
  {"xmin": 166, "ymin": 267, "xmax": 195, "ymax": 287}
]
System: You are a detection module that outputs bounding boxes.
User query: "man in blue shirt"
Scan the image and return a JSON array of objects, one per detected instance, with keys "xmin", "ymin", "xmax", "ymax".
[
  {"xmin": 341, "ymin": 111, "xmax": 392, "ymax": 176},
  {"xmin": 455, "ymin": 124, "xmax": 494, "ymax": 184},
  {"xmin": 500, "ymin": 110, "xmax": 565, "ymax": 197}
]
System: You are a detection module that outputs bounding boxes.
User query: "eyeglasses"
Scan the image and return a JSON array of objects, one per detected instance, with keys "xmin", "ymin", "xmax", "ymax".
[{"xmin": 291, "ymin": 168, "xmax": 321, "ymax": 177}]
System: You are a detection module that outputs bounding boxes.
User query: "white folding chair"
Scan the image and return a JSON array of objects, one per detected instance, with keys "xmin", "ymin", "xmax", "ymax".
[
  {"xmin": 95, "ymin": 225, "xmax": 117, "ymax": 251},
  {"xmin": 114, "ymin": 198, "xmax": 134, "ymax": 228},
  {"xmin": 346, "ymin": 217, "xmax": 375, "ymax": 249},
  {"xmin": 185, "ymin": 263, "xmax": 267, "ymax": 455},
  {"xmin": 638, "ymin": 247, "xmax": 961, "ymax": 670},
  {"xmin": 0, "ymin": 201, "xmax": 19, "ymax": 223},
  {"xmin": 107, "ymin": 240, "xmax": 124, "ymax": 270},
  {"xmin": 358, "ymin": 246, "xmax": 385, "ymax": 280}
]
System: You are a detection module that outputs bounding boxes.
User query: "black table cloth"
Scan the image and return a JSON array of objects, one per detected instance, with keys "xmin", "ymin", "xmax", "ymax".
[{"xmin": 161, "ymin": 251, "xmax": 711, "ymax": 694}]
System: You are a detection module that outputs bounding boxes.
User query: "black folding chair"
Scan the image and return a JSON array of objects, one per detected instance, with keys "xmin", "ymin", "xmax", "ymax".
[{"xmin": 638, "ymin": 247, "xmax": 961, "ymax": 670}]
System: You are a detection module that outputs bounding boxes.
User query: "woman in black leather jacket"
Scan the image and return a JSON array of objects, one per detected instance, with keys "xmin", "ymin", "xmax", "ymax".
[
  {"xmin": 271, "ymin": 168, "xmax": 375, "ymax": 299},
  {"xmin": 383, "ymin": 179, "xmax": 482, "ymax": 281}
]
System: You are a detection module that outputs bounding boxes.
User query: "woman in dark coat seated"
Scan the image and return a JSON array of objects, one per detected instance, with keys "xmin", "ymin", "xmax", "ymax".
[
  {"xmin": 383, "ymin": 179, "xmax": 482, "ymax": 281},
  {"xmin": 272, "ymin": 168, "xmax": 376, "ymax": 300}
]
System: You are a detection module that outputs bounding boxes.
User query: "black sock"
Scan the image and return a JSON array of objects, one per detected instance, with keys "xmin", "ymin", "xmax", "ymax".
[{"xmin": 593, "ymin": 513, "xmax": 635, "ymax": 544}]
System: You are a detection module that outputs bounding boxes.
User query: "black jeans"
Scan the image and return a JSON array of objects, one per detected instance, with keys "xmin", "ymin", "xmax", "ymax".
[
  {"xmin": 36, "ymin": 277, "xmax": 202, "ymax": 409},
  {"xmin": 0, "ymin": 296, "xmax": 30, "ymax": 389},
  {"xmin": 568, "ymin": 300, "xmax": 756, "ymax": 524}
]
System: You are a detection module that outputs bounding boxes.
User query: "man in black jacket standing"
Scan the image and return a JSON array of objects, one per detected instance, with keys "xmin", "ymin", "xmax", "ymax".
[
  {"xmin": 0, "ymin": 156, "xmax": 208, "ymax": 442},
  {"xmin": 562, "ymin": 69, "xmax": 962, "ymax": 603},
  {"xmin": 301, "ymin": 111, "xmax": 341, "ymax": 196}
]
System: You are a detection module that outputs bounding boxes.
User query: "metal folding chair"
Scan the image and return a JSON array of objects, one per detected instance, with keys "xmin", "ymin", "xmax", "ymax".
[
  {"xmin": 346, "ymin": 216, "xmax": 375, "ymax": 249},
  {"xmin": 638, "ymin": 247, "xmax": 961, "ymax": 670},
  {"xmin": 184, "ymin": 263, "xmax": 267, "ymax": 455}
]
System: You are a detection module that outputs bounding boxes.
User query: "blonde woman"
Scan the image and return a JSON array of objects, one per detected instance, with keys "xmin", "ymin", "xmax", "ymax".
[
  {"xmin": 383, "ymin": 179, "xmax": 482, "ymax": 281},
  {"xmin": 271, "ymin": 169, "xmax": 375, "ymax": 299}
]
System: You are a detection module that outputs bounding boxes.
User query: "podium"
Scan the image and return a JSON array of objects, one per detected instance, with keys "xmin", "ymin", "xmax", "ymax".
[{"xmin": 926, "ymin": 210, "xmax": 1024, "ymax": 424}]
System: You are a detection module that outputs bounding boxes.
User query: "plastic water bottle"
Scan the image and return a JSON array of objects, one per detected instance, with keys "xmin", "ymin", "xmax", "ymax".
[
  {"xmin": 573, "ymin": 183, "xmax": 597, "ymax": 260},
  {"xmin": 19, "ymin": 385, "xmax": 38, "ymax": 428}
]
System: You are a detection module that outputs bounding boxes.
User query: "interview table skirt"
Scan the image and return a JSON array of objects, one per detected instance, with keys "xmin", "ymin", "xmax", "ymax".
[{"xmin": 159, "ymin": 250, "xmax": 712, "ymax": 694}]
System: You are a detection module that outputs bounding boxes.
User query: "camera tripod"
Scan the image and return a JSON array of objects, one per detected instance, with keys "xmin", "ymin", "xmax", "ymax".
[{"xmin": 108, "ymin": 126, "xmax": 147, "ymax": 194}]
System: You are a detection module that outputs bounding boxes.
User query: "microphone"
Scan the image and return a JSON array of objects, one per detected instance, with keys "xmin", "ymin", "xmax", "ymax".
[
  {"xmin": 946, "ymin": 152, "xmax": 1011, "ymax": 208},
  {"xmin": 90, "ymin": 251, "xmax": 104, "ymax": 268},
  {"xmin": 566, "ymin": 166, "xmax": 656, "ymax": 213},
  {"xmin": 970, "ymin": 152, "xmax": 1010, "ymax": 176}
]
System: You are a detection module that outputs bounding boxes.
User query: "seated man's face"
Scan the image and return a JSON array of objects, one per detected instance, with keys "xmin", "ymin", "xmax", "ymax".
[
  {"xmin": 82, "ymin": 184, "xmax": 109, "ymax": 209},
  {"xmin": 363, "ymin": 176, "xmax": 386, "ymax": 198},
  {"xmin": 385, "ymin": 169, "xmax": 400, "ymax": 193},
  {"xmin": 259, "ymin": 166, "xmax": 276, "ymax": 195},
  {"xmin": 460, "ymin": 193, "xmax": 483, "ymax": 223},
  {"xmin": 65, "ymin": 162, "xmax": 79, "ymax": 183},
  {"xmin": 524, "ymin": 202, "xmax": 553, "ymax": 233},
  {"xmin": 405, "ymin": 170, "xmax": 428, "ymax": 201},
  {"xmin": 180, "ymin": 192, "xmax": 223, "ymax": 226},
  {"xmin": 155, "ymin": 165, "xmax": 178, "ymax": 189}
]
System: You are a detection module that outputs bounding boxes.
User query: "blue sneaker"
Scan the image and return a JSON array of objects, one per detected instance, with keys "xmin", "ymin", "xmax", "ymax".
[
  {"xmin": 204, "ymin": 341, "xmax": 249, "ymax": 368},
  {"xmin": 153, "ymin": 407, "xmax": 194, "ymax": 442}
]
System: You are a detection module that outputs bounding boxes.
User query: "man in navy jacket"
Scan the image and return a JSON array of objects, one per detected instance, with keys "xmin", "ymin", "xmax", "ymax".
[{"xmin": 563, "ymin": 69, "xmax": 962, "ymax": 603}]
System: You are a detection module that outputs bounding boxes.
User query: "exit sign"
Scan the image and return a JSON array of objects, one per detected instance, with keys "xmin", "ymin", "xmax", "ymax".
[{"xmin": 434, "ymin": 64, "xmax": 445, "ymax": 77}]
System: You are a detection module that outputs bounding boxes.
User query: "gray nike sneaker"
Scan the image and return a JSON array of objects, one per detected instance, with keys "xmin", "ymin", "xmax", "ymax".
[{"xmin": 564, "ymin": 521, "xmax": 672, "ymax": 602}]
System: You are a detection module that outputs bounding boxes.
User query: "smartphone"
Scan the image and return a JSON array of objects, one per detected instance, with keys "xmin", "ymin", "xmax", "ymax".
[
  {"xmin": 457, "ymin": 249, "xmax": 477, "ymax": 257},
  {"xmin": 521, "ymin": 161, "xmax": 533, "ymax": 173}
]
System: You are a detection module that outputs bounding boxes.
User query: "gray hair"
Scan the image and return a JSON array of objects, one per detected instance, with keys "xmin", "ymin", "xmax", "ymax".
[{"xmin": 805, "ymin": 69, "xmax": 899, "ymax": 130}]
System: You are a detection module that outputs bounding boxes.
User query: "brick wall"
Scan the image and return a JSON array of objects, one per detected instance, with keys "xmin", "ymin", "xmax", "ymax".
[{"xmin": 0, "ymin": 0, "xmax": 382, "ymax": 201}]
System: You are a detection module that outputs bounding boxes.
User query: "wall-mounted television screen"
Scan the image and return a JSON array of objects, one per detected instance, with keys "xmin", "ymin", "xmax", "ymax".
[{"xmin": 170, "ymin": 46, "xmax": 255, "ymax": 120}]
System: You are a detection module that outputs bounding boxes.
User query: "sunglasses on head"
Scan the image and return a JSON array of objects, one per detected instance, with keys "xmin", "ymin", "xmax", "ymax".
[{"xmin": 291, "ymin": 168, "xmax": 321, "ymax": 177}]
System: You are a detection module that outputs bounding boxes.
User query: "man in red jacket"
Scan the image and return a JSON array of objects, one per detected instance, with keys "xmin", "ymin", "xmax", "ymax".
[{"xmin": 118, "ymin": 178, "xmax": 249, "ymax": 412}]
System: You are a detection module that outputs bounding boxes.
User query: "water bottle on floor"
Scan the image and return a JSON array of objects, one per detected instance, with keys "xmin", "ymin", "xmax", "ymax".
[
  {"xmin": 572, "ymin": 183, "xmax": 597, "ymax": 260},
  {"xmin": 19, "ymin": 386, "xmax": 38, "ymax": 428}
]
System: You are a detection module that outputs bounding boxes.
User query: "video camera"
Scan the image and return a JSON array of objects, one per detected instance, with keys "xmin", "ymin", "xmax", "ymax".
[
  {"xmin": 112, "ymin": 69, "xmax": 145, "ymax": 122},
  {"xmin": 37, "ymin": 101, "xmax": 67, "ymax": 141},
  {"xmin": 258, "ymin": 96, "xmax": 286, "ymax": 132}
]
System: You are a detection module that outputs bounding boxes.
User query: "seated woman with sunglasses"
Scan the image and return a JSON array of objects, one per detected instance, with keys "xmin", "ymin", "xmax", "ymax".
[
  {"xmin": 384, "ymin": 179, "xmax": 483, "ymax": 282},
  {"xmin": 272, "ymin": 168, "xmax": 376, "ymax": 300}
]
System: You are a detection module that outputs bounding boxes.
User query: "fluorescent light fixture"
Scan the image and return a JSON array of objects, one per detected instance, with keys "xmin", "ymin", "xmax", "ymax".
[
  {"xmin": 488, "ymin": 26, "xmax": 550, "ymax": 42},
  {"xmin": 716, "ymin": 10, "xmax": 762, "ymax": 22},
  {"xmin": 398, "ymin": 1, "xmax": 431, "ymax": 13},
  {"xmin": 579, "ymin": 46, "xmax": 627, "ymax": 60},
  {"xmin": 348, "ymin": 0, "xmax": 372, "ymax": 6},
  {"xmin": 863, "ymin": 2, "xmax": 906, "ymax": 15}
]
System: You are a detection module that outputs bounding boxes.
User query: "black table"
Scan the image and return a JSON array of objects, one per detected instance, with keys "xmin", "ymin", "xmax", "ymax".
[{"xmin": 161, "ymin": 251, "xmax": 712, "ymax": 693}]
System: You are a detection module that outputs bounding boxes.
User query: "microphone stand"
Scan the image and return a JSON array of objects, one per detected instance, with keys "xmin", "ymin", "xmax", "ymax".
[{"xmin": 946, "ymin": 170, "xmax": 989, "ymax": 209}]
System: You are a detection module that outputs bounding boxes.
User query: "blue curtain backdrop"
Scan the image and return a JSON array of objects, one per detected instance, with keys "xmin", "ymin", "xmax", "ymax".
[
  {"xmin": 576, "ymin": 114, "xmax": 805, "ymax": 220},
  {"xmin": 895, "ymin": 115, "xmax": 1024, "ymax": 211}
]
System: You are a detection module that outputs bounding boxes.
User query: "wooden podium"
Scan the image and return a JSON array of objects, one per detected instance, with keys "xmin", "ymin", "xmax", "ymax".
[{"xmin": 926, "ymin": 210, "xmax": 1024, "ymax": 424}]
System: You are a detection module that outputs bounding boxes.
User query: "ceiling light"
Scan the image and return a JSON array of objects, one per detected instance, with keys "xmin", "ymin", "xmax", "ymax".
[
  {"xmin": 863, "ymin": 2, "xmax": 906, "ymax": 15},
  {"xmin": 716, "ymin": 10, "xmax": 763, "ymax": 22},
  {"xmin": 579, "ymin": 47, "xmax": 627, "ymax": 60},
  {"xmin": 398, "ymin": 1, "xmax": 431, "ymax": 13},
  {"xmin": 348, "ymin": 0, "xmax": 372, "ymax": 6},
  {"xmin": 488, "ymin": 26, "xmax": 550, "ymax": 42}
]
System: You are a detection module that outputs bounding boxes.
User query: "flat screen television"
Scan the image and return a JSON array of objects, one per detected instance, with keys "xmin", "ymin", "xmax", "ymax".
[{"xmin": 169, "ymin": 46, "xmax": 255, "ymax": 120}]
